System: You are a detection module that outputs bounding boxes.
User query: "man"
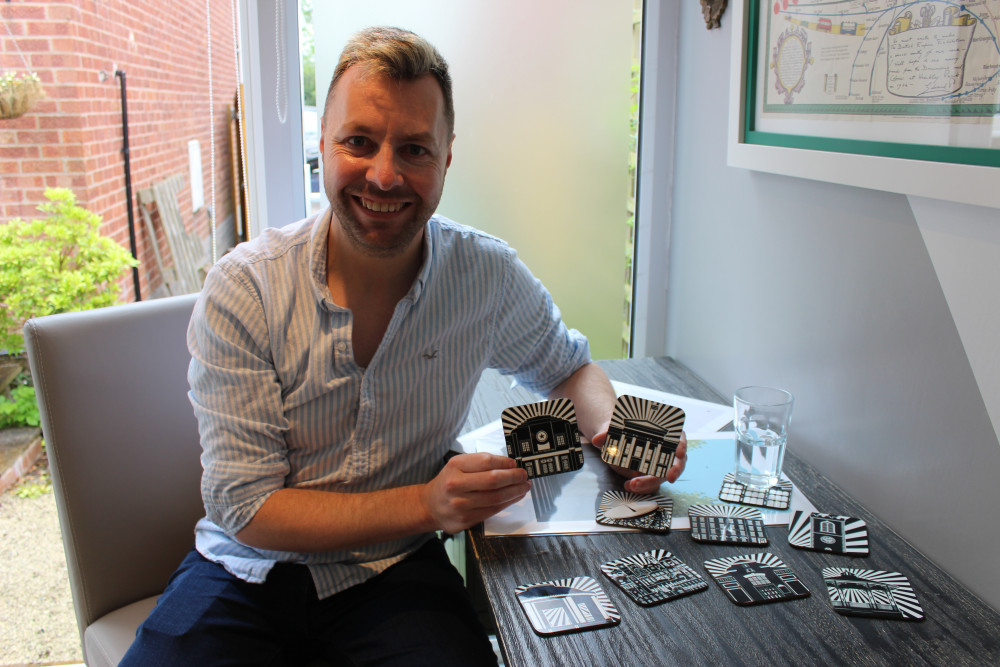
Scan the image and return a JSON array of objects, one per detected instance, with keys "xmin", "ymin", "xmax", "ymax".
[{"xmin": 123, "ymin": 26, "xmax": 686, "ymax": 665}]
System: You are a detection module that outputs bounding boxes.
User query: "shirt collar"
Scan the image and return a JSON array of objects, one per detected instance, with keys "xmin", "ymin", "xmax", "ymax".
[{"xmin": 308, "ymin": 208, "xmax": 437, "ymax": 308}]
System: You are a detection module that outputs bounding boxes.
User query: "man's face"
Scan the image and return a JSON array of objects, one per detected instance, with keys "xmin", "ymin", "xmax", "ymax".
[{"xmin": 321, "ymin": 65, "xmax": 453, "ymax": 258}]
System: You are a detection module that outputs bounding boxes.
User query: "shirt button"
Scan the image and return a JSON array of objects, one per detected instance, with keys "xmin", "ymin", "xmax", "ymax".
[{"xmin": 336, "ymin": 342, "xmax": 347, "ymax": 352}]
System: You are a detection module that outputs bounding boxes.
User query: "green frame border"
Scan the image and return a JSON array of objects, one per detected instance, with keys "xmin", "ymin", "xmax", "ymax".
[{"xmin": 742, "ymin": 0, "xmax": 1000, "ymax": 168}]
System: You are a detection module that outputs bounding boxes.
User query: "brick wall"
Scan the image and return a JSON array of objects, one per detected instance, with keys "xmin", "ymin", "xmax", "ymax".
[{"xmin": 1, "ymin": 0, "xmax": 239, "ymax": 300}]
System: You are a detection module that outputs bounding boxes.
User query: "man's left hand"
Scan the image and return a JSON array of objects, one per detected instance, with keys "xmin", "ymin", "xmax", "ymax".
[{"xmin": 590, "ymin": 431, "xmax": 687, "ymax": 495}]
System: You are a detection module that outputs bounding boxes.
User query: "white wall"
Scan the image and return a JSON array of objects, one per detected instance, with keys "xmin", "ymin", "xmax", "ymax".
[
  {"xmin": 655, "ymin": 2, "xmax": 1000, "ymax": 610},
  {"xmin": 311, "ymin": 1, "xmax": 635, "ymax": 359},
  {"xmin": 239, "ymin": 0, "xmax": 306, "ymax": 234}
]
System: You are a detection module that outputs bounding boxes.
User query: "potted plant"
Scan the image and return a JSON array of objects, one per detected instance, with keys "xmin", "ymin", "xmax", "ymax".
[{"xmin": 0, "ymin": 71, "xmax": 43, "ymax": 120}]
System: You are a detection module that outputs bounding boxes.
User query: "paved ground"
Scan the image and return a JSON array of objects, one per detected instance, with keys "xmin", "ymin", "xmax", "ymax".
[{"xmin": 0, "ymin": 454, "xmax": 82, "ymax": 666}]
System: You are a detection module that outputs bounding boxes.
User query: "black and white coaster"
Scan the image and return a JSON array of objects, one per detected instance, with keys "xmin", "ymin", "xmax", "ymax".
[
  {"xmin": 596, "ymin": 490, "xmax": 672, "ymax": 533},
  {"xmin": 502, "ymin": 399, "xmax": 583, "ymax": 479},
  {"xmin": 788, "ymin": 511, "xmax": 869, "ymax": 556},
  {"xmin": 601, "ymin": 395, "xmax": 684, "ymax": 478},
  {"xmin": 514, "ymin": 576, "xmax": 621, "ymax": 635},
  {"xmin": 822, "ymin": 567, "xmax": 924, "ymax": 621},
  {"xmin": 703, "ymin": 553, "xmax": 810, "ymax": 606},
  {"xmin": 601, "ymin": 550, "xmax": 707, "ymax": 606},
  {"xmin": 688, "ymin": 504, "xmax": 768, "ymax": 545},
  {"xmin": 719, "ymin": 472, "xmax": 792, "ymax": 509}
]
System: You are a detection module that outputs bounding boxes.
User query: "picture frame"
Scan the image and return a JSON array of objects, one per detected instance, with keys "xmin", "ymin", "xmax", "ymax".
[{"xmin": 727, "ymin": 0, "xmax": 1000, "ymax": 209}]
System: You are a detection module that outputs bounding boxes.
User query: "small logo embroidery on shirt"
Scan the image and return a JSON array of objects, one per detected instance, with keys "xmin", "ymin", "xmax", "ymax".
[{"xmin": 423, "ymin": 348, "xmax": 439, "ymax": 360}]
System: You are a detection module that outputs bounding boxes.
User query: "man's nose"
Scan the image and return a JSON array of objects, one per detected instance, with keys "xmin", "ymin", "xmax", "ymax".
[{"xmin": 367, "ymin": 144, "xmax": 404, "ymax": 191}]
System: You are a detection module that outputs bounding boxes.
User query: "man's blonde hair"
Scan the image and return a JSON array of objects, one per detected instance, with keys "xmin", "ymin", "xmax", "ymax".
[{"xmin": 324, "ymin": 26, "xmax": 454, "ymax": 134}]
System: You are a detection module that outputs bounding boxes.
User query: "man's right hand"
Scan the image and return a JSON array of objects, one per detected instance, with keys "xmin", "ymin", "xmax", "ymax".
[{"xmin": 423, "ymin": 453, "xmax": 531, "ymax": 535}]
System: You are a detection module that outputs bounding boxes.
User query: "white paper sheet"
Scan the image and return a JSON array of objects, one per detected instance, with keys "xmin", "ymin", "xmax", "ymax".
[
  {"xmin": 609, "ymin": 381, "xmax": 733, "ymax": 436},
  {"xmin": 457, "ymin": 425, "xmax": 817, "ymax": 537}
]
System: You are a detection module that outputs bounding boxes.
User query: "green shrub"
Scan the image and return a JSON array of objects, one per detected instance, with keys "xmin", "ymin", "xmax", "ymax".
[
  {"xmin": 0, "ymin": 384, "xmax": 39, "ymax": 428},
  {"xmin": 0, "ymin": 188, "xmax": 138, "ymax": 354}
]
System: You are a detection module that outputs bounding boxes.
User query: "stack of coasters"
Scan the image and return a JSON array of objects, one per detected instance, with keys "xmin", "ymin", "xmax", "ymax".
[
  {"xmin": 601, "ymin": 395, "xmax": 685, "ymax": 479},
  {"xmin": 601, "ymin": 550, "xmax": 707, "ymax": 605},
  {"xmin": 719, "ymin": 472, "xmax": 792, "ymax": 509},
  {"xmin": 596, "ymin": 490, "xmax": 672, "ymax": 533},
  {"xmin": 787, "ymin": 511, "xmax": 869, "ymax": 556},
  {"xmin": 688, "ymin": 504, "xmax": 768, "ymax": 545},
  {"xmin": 502, "ymin": 399, "xmax": 583, "ymax": 479},
  {"xmin": 514, "ymin": 576, "xmax": 621, "ymax": 635},
  {"xmin": 703, "ymin": 553, "xmax": 810, "ymax": 606},
  {"xmin": 822, "ymin": 567, "xmax": 924, "ymax": 621}
]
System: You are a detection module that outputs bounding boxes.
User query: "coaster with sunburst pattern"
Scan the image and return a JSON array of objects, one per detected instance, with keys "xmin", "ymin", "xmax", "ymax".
[
  {"xmin": 514, "ymin": 576, "xmax": 621, "ymax": 635},
  {"xmin": 823, "ymin": 567, "xmax": 923, "ymax": 621},
  {"xmin": 601, "ymin": 550, "xmax": 707, "ymax": 606},
  {"xmin": 501, "ymin": 399, "xmax": 582, "ymax": 479},
  {"xmin": 601, "ymin": 395, "xmax": 685, "ymax": 477}
]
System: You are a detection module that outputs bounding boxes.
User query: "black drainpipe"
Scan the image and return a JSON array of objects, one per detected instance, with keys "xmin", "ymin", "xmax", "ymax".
[{"xmin": 115, "ymin": 69, "xmax": 142, "ymax": 302}]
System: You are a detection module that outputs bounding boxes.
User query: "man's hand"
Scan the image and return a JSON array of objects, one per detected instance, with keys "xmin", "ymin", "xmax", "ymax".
[
  {"xmin": 592, "ymin": 431, "xmax": 688, "ymax": 495},
  {"xmin": 423, "ymin": 453, "xmax": 531, "ymax": 535}
]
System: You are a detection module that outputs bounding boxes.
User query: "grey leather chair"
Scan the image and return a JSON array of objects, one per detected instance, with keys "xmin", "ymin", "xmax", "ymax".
[{"xmin": 24, "ymin": 293, "xmax": 202, "ymax": 666}]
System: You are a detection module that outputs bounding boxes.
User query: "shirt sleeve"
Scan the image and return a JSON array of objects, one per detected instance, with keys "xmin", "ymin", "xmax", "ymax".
[
  {"xmin": 488, "ymin": 247, "xmax": 591, "ymax": 396},
  {"xmin": 187, "ymin": 260, "xmax": 291, "ymax": 536}
]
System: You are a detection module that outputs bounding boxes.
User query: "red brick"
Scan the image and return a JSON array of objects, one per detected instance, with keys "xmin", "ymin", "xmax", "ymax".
[
  {"xmin": 46, "ymin": 5, "xmax": 82, "ymax": 22},
  {"xmin": 2, "ymin": 5, "xmax": 44, "ymax": 20},
  {"xmin": 21, "ymin": 160, "xmax": 64, "ymax": 174},
  {"xmin": 41, "ymin": 144, "xmax": 83, "ymax": 158},
  {"xmin": 17, "ymin": 130, "xmax": 60, "ymax": 144},
  {"xmin": 0, "ymin": 146, "xmax": 41, "ymax": 159},
  {"xmin": 37, "ymin": 114, "xmax": 86, "ymax": 130},
  {"xmin": 28, "ymin": 21, "xmax": 72, "ymax": 37}
]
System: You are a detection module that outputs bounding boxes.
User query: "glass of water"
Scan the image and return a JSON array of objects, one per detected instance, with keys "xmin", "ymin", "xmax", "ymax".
[{"xmin": 733, "ymin": 386, "xmax": 794, "ymax": 489}]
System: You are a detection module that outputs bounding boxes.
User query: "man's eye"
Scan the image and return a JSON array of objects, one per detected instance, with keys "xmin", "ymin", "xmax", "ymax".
[
  {"xmin": 405, "ymin": 145, "xmax": 428, "ymax": 157},
  {"xmin": 345, "ymin": 136, "xmax": 368, "ymax": 148}
]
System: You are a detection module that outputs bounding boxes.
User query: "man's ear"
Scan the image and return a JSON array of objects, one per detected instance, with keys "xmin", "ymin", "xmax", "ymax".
[
  {"xmin": 319, "ymin": 116, "xmax": 326, "ymax": 155},
  {"xmin": 445, "ymin": 133, "xmax": 455, "ymax": 169}
]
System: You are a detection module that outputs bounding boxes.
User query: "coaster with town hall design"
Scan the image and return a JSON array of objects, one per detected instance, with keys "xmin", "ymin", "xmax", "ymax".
[
  {"xmin": 502, "ymin": 399, "xmax": 583, "ymax": 479},
  {"xmin": 601, "ymin": 395, "xmax": 685, "ymax": 478},
  {"xmin": 596, "ymin": 490, "xmax": 673, "ymax": 533},
  {"xmin": 514, "ymin": 576, "xmax": 621, "ymax": 636},
  {"xmin": 718, "ymin": 472, "xmax": 792, "ymax": 509},
  {"xmin": 688, "ymin": 504, "xmax": 768, "ymax": 546},
  {"xmin": 600, "ymin": 549, "xmax": 708, "ymax": 606},
  {"xmin": 787, "ymin": 511, "xmax": 869, "ymax": 556},
  {"xmin": 822, "ymin": 567, "xmax": 924, "ymax": 621},
  {"xmin": 703, "ymin": 553, "xmax": 810, "ymax": 606}
]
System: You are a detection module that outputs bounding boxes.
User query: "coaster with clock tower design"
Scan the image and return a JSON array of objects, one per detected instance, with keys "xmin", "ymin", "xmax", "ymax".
[
  {"xmin": 502, "ymin": 399, "xmax": 583, "ymax": 479},
  {"xmin": 596, "ymin": 490, "xmax": 673, "ymax": 533}
]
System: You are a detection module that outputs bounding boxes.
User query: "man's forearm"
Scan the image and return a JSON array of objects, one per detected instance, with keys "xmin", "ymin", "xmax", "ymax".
[
  {"xmin": 235, "ymin": 485, "xmax": 435, "ymax": 553},
  {"xmin": 548, "ymin": 362, "xmax": 616, "ymax": 441}
]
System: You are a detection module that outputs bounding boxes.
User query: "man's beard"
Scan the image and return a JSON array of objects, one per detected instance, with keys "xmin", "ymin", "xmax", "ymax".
[{"xmin": 328, "ymin": 188, "xmax": 435, "ymax": 259}]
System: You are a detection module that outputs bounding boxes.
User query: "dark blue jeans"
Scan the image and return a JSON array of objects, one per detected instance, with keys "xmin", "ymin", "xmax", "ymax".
[{"xmin": 120, "ymin": 539, "xmax": 497, "ymax": 666}]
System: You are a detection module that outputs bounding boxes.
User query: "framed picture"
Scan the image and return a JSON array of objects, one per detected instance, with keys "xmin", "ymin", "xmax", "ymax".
[{"xmin": 727, "ymin": 0, "xmax": 1000, "ymax": 209}]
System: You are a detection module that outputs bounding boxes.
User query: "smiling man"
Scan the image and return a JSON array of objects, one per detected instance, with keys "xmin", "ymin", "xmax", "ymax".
[{"xmin": 121, "ymin": 26, "xmax": 685, "ymax": 666}]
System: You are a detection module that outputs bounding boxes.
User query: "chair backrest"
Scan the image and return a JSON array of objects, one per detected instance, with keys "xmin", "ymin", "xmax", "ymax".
[{"xmin": 23, "ymin": 293, "xmax": 203, "ymax": 645}]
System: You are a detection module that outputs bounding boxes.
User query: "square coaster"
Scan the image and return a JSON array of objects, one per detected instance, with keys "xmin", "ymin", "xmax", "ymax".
[
  {"xmin": 601, "ymin": 549, "xmax": 707, "ymax": 606},
  {"xmin": 514, "ymin": 576, "xmax": 621, "ymax": 635},
  {"xmin": 719, "ymin": 472, "xmax": 792, "ymax": 509},
  {"xmin": 502, "ymin": 399, "xmax": 583, "ymax": 479},
  {"xmin": 601, "ymin": 395, "xmax": 685, "ymax": 478},
  {"xmin": 703, "ymin": 553, "xmax": 810, "ymax": 606},
  {"xmin": 688, "ymin": 504, "xmax": 768, "ymax": 545},
  {"xmin": 596, "ymin": 490, "xmax": 673, "ymax": 533},
  {"xmin": 822, "ymin": 567, "xmax": 924, "ymax": 621},
  {"xmin": 788, "ymin": 511, "xmax": 870, "ymax": 556}
]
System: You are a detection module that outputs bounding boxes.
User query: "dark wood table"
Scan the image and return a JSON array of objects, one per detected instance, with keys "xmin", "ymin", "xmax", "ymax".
[{"xmin": 461, "ymin": 357, "xmax": 1000, "ymax": 666}]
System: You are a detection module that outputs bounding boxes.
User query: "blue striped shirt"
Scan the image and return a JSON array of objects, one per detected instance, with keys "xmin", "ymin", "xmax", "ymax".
[{"xmin": 187, "ymin": 210, "xmax": 590, "ymax": 597}]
